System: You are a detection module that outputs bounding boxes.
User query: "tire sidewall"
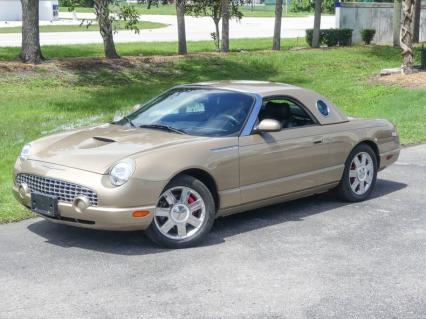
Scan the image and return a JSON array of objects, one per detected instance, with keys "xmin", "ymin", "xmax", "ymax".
[{"xmin": 146, "ymin": 175, "xmax": 216, "ymax": 248}]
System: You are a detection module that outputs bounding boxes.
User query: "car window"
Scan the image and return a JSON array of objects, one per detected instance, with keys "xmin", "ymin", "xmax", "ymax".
[
  {"xmin": 116, "ymin": 88, "xmax": 255, "ymax": 137},
  {"xmin": 258, "ymin": 98, "xmax": 316, "ymax": 129}
]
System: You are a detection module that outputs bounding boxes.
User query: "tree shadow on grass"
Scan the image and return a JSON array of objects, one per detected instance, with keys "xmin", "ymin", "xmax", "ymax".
[{"xmin": 27, "ymin": 179, "xmax": 407, "ymax": 256}]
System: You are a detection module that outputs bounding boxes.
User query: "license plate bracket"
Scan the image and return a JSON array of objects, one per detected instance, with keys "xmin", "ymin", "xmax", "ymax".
[{"xmin": 31, "ymin": 192, "xmax": 58, "ymax": 218}]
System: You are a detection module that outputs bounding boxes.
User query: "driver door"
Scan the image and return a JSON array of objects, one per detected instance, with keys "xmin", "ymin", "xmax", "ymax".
[{"xmin": 238, "ymin": 98, "xmax": 335, "ymax": 203}]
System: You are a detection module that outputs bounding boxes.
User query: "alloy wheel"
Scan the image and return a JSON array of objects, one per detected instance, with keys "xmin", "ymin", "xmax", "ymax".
[
  {"xmin": 154, "ymin": 186, "xmax": 206, "ymax": 240},
  {"xmin": 349, "ymin": 152, "xmax": 374, "ymax": 195}
]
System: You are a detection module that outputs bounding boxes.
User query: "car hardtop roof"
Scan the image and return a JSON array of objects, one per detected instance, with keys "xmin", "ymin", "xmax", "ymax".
[{"xmin": 177, "ymin": 80, "xmax": 303, "ymax": 97}]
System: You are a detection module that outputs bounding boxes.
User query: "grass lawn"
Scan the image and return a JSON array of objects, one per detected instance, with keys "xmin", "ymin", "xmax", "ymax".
[
  {"xmin": 0, "ymin": 20, "xmax": 166, "ymax": 33},
  {"xmin": 60, "ymin": 4, "xmax": 313, "ymax": 17},
  {"xmin": 1, "ymin": 40, "xmax": 425, "ymax": 224}
]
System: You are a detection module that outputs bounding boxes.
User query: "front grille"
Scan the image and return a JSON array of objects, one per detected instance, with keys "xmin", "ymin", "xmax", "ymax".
[{"xmin": 16, "ymin": 174, "xmax": 98, "ymax": 206}]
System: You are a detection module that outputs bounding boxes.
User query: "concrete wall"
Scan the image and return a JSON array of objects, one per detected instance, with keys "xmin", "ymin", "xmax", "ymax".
[
  {"xmin": 0, "ymin": 0, "xmax": 59, "ymax": 21},
  {"xmin": 336, "ymin": 2, "xmax": 426, "ymax": 45}
]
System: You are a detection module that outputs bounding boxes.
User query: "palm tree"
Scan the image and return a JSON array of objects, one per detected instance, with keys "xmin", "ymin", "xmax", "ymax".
[
  {"xmin": 272, "ymin": 0, "xmax": 283, "ymax": 50},
  {"xmin": 413, "ymin": 0, "xmax": 421, "ymax": 43},
  {"xmin": 312, "ymin": 0, "xmax": 322, "ymax": 48},
  {"xmin": 176, "ymin": 0, "xmax": 188, "ymax": 55},
  {"xmin": 401, "ymin": 0, "xmax": 414, "ymax": 74},
  {"xmin": 393, "ymin": 0, "xmax": 401, "ymax": 47},
  {"xmin": 20, "ymin": 0, "xmax": 43, "ymax": 63}
]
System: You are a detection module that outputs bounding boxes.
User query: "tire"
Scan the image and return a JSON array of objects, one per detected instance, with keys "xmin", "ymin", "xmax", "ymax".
[
  {"xmin": 145, "ymin": 175, "xmax": 216, "ymax": 248},
  {"xmin": 336, "ymin": 143, "xmax": 378, "ymax": 202}
]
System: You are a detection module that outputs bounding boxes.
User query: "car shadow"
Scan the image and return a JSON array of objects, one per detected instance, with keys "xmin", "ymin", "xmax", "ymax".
[{"xmin": 27, "ymin": 179, "xmax": 407, "ymax": 255}]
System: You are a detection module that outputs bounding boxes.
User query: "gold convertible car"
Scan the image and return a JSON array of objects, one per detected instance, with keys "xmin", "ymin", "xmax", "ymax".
[{"xmin": 13, "ymin": 81, "xmax": 400, "ymax": 248}]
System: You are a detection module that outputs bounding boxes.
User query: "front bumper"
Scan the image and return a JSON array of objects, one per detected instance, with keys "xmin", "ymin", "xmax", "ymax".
[{"xmin": 13, "ymin": 159, "xmax": 167, "ymax": 231}]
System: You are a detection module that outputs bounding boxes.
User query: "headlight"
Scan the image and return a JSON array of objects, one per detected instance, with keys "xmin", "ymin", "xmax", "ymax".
[
  {"xmin": 20, "ymin": 144, "xmax": 31, "ymax": 160},
  {"xmin": 109, "ymin": 159, "xmax": 135, "ymax": 186}
]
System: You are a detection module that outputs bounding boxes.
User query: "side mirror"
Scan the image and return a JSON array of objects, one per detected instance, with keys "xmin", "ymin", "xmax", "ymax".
[
  {"xmin": 254, "ymin": 119, "xmax": 282, "ymax": 133},
  {"xmin": 133, "ymin": 104, "xmax": 141, "ymax": 112}
]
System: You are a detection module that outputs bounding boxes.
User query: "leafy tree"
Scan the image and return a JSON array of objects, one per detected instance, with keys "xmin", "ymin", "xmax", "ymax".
[
  {"xmin": 186, "ymin": 0, "xmax": 243, "ymax": 52},
  {"xmin": 67, "ymin": 0, "xmax": 140, "ymax": 59},
  {"xmin": 20, "ymin": 0, "xmax": 43, "ymax": 64},
  {"xmin": 272, "ymin": 0, "xmax": 283, "ymax": 50},
  {"xmin": 312, "ymin": 0, "xmax": 322, "ymax": 48},
  {"xmin": 176, "ymin": 0, "xmax": 188, "ymax": 54}
]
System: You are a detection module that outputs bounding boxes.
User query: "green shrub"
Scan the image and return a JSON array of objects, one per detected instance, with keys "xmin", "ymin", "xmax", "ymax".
[
  {"xmin": 322, "ymin": 0, "xmax": 335, "ymax": 13},
  {"xmin": 59, "ymin": 0, "xmax": 94, "ymax": 7},
  {"xmin": 361, "ymin": 29, "xmax": 376, "ymax": 45},
  {"xmin": 306, "ymin": 28, "xmax": 353, "ymax": 47},
  {"xmin": 289, "ymin": 0, "xmax": 312, "ymax": 13}
]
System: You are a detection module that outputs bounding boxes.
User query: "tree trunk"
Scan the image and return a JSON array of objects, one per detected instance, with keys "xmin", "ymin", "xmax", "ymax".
[
  {"xmin": 20, "ymin": 0, "xmax": 43, "ymax": 64},
  {"xmin": 221, "ymin": 0, "xmax": 229, "ymax": 52},
  {"xmin": 413, "ymin": 0, "xmax": 421, "ymax": 43},
  {"xmin": 272, "ymin": 0, "xmax": 283, "ymax": 50},
  {"xmin": 214, "ymin": 18, "xmax": 221, "ymax": 52},
  {"xmin": 401, "ymin": 0, "xmax": 414, "ymax": 74},
  {"xmin": 94, "ymin": 0, "xmax": 119, "ymax": 59},
  {"xmin": 176, "ymin": 0, "xmax": 187, "ymax": 55},
  {"xmin": 393, "ymin": 0, "xmax": 402, "ymax": 47},
  {"xmin": 312, "ymin": 0, "xmax": 322, "ymax": 48}
]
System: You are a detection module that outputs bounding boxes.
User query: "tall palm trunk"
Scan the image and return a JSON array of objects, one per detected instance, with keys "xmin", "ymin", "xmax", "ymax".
[
  {"xmin": 401, "ymin": 0, "xmax": 414, "ymax": 74},
  {"xmin": 413, "ymin": 0, "xmax": 421, "ymax": 43},
  {"xmin": 20, "ymin": 0, "xmax": 43, "ymax": 64},
  {"xmin": 272, "ymin": 0, "xmax": 283, "ymax": 50},
  {"xmin": 312, "ymin": 0, "xmax": 322, "ymax": 48},
  {"xmin": 176, "ymin": 0, "xmax": 187, "ymax": 55},
  {"xmin": 94, "ymin": 0, "xmax": 119, "ymax": 59},
  {"xmin": 221, "ymin": 0, "xmax": 229, "ymax": 52},
  {"xmin": 393, "ymin": 0, "xmax": 402, "ymax": 47}
]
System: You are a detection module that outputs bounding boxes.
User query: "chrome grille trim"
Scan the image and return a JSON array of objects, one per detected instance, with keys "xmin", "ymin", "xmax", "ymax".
[{"xmin": 16, "ymin": 174, "xmax": 98, "ymax": 206}]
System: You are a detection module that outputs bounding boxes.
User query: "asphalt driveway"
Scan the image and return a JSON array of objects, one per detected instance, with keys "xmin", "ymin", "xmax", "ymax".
[{"xmin": 1, "ymin": 145, "xmax": 425, "ymax": 319}]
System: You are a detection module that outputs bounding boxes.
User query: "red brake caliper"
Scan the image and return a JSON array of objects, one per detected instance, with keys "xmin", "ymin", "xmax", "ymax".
[{"xmin": 187, "ymin": 194, "xmax": 196, "ymax": 204}]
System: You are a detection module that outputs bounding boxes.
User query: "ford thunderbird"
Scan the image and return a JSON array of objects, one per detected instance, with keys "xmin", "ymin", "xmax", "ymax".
[{"xmin": 13, "ymin": 81, "xmax": 400, "ymax": 248}]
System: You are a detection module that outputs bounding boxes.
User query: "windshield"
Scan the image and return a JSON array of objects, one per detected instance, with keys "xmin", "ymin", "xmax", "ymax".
[{"xmin": 115, "ymin": 88, "xmax": 255, "ymax": 137}]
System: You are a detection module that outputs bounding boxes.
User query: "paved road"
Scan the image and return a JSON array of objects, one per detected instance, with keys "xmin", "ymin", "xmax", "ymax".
[
  {"xmin": 1, "ymin": 145, "xmax": 425, "ymax": 319},
  {"xmin": 0, "ymin": 14, "xmax": 335, "ymax": 47}
]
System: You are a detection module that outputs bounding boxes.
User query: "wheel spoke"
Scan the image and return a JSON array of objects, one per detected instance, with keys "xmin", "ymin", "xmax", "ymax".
[
  {"xmin": 160, "ymin": 219, "xmax": 175, "ymax": 234},
  {"xmin": 366, "ymin": 173, "xmax": 373, "ymax": 184},
  {"xmin": 189, "ymin": 199, "xmax": 203, "ymax": 213},
  {"xmin": 187, "ymin": 215, "xmax": 202, "ymax": 227},
  {"xmin": 180, "ymin": 188, "xmax": 190, "ymax": 204},
  {"xmin": 163, "ymin": 191, "xmax": 176, "ymax": 206},
  {"xmin": 351, "ymin": 179, "xmax": 359, "ymax": 191},
  {"xmin": 361, "ymin": 153, "xmax": 368, "ymax": 166},
  {"xmin": 353, "ymin": 156, "xmax": 362, "ymax": 168},
  {"xmin": 155, "ymin": 207, "xmax": 170, "ymax": 217},
  {"xmin": 177, "ymin": 224, "xmax": 187, "ymax": 237},
  {"xmin": 349, "ymin": 169, "xmax": 357, "ymax": 178},
  {"xmin": 359, "ymin": 181, "xmax": 366, "ymax": 194}
]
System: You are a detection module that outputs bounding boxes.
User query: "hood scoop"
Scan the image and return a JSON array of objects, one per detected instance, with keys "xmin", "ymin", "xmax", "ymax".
[
  {"xmin": 93, "ymin": 136, "xmax": 117, "ymax": 143},
  {"xmin": 76, "ymin": 136, "xmax": 117, "ymax": 149}
]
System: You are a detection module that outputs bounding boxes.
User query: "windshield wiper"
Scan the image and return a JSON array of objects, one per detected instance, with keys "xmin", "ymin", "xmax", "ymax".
[
  {"xmin": 139, "ymin": 124, "xmax": 186, "ymax": 135},
  {"xmin": 123, "ymin": 116, "xmax": 136, "ymax": 128}
]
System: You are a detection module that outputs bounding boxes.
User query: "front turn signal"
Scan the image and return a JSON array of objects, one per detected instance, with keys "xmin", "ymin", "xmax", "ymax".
[{"xmin": 132, "ymin": 211, "xmax": 151, "ymax": 218}]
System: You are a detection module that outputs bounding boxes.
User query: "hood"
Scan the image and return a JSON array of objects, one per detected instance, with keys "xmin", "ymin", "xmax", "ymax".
[{"xmin": 29, "ymin": 124, "xmax": 203, "ymax": 174}]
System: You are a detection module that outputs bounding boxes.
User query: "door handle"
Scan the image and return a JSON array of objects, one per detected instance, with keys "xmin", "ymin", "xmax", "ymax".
[{"xmin": 312, "ymin": 137, "xmax": 324, "ymax": 144}]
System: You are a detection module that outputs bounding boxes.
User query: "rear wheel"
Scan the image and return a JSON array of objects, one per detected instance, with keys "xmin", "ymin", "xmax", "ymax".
[
  {"xmin": 145, "ymin": 175, "xmax": 215, "ymax": 248},
  {"xmin": 336, "ymin": 144, "xmax": 378, "ymax": 202}
]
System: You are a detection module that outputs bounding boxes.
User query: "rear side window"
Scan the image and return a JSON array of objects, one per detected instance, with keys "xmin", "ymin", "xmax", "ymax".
[{"xmin": 316, "ymin": 100, "xmax": 329, "ymax": 116}]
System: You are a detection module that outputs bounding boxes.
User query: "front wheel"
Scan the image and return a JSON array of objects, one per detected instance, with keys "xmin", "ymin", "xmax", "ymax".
[
  {"xmin": 145, "ymin": 175, "xmax": 216, "ymax": 248},
  {"xmin": 336, "ymin": 144, "xmax": 378, "ymax": 202}
]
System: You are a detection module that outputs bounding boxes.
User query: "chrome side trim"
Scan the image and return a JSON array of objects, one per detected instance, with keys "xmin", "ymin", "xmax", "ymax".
[{"xmin": 240, "ymin": 93, "xmax": 263, "ymax": 136}]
